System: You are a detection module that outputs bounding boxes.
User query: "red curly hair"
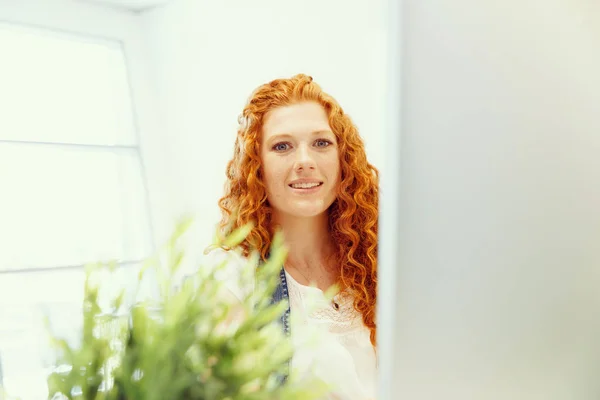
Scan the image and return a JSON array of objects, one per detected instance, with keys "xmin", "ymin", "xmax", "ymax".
[{"xmin": 218, "ymin": 74, "xmax": 379, "ymax": 346}]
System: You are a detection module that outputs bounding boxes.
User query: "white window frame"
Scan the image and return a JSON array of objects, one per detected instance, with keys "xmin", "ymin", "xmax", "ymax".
[{"xmin": 0, "ymin": 2, "xmax": 170, "ymax": 397}]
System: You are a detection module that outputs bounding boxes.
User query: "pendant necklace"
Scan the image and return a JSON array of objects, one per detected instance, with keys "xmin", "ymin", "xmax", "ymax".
[{"xmin": 287, "ymin": 264, "xmax": 340, "ymax": 311}]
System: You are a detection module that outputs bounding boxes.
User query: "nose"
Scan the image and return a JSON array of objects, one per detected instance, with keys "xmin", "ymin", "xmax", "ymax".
[{"xmin": 293, "ymin": 144, "xmax": 316, "ymax": 172}]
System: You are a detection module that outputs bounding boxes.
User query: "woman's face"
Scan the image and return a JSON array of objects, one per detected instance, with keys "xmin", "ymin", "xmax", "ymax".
[{"xmin": 260, "ymin": 101, "xmax": 341, "ymax": 219}]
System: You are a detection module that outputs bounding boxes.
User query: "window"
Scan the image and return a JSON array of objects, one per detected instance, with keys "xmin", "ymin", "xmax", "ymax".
[
  {"xmin": 0, "ymin": 22, "xmax": 153, "ymax": 271},
  {"xmin": 0, "ymin": 15, "xmax": 155, "ymax": 400}
]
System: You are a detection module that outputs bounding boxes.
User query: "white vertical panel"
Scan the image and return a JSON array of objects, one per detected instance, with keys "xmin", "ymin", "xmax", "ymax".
[
  {"xmin": 376, "ymin": 0, "xmax": 403, "ymax": 398},
  {"xmin": 386, "ymin": 0, "xmax": 600, "ymax": 398}
]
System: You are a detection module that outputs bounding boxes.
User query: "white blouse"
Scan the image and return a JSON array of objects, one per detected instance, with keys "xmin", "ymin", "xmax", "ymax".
[
  {"xmin": 284, "ymin": 270, "xmax": 377, "ymax": 400},
  {"xmin": 204, "ymin": 249, "xmax": 377, "ymax": 400}
]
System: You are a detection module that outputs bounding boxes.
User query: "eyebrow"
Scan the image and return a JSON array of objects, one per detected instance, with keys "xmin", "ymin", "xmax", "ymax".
[
  {"xmin": 269, "ymin": 130, "xmax": 334, "ymax": 140},
  {"xmin": 311, "ymin": 129, "xmax": 334, "ymax": 136}
]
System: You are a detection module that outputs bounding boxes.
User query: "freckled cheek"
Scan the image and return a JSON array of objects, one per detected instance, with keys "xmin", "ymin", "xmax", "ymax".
[
  {"xmin": 322, "ymin": 159, "xmax": 341, "ymax": 183},
  {"xmin": 264, "ymin": 167, "xmax": 288, "ymax": 196},
  {"xmin": 262, "ymin": 156, "xmax": 282, "ymax": 188}
]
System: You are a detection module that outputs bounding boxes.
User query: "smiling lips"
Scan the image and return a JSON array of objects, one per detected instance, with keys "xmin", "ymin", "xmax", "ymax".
[{"xmin": 288, "ymin": 180, "xmax": 323, "ymax": 189}]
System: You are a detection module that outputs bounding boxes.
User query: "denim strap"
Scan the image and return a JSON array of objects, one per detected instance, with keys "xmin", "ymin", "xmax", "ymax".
[
  {"xmin": 270, "ymin": 267, "xmax": 291, "ymax": 335},
  {"xmin": 263, "ymin": 266, "xmax": 291, "ymax": 384}
]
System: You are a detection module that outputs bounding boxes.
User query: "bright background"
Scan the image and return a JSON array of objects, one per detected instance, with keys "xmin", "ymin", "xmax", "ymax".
[
  {"xmin": 2, "ymin": 1, "xmax": 600, "ymax": 399},
  {"xmin": 0, "ymin": 1, "xmax": 387, "ymax": 398}
]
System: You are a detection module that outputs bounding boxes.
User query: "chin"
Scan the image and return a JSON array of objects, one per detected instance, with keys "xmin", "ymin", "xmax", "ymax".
[
  {"xmin": 283, "ymin": 201, "xmax": 333, "ymax": 219},
  {"xmin": 270, "ymin": 196, "xmax": 336, "ymax": 220}
]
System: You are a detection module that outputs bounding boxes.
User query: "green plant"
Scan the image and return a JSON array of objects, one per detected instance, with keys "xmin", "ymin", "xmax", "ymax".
[{"xmin": 37, "ymin": 217, "xmax": 328, "ymax": 400}]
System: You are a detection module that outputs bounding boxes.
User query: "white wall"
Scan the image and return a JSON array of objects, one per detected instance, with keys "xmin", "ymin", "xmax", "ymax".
[
  {"xmin": 139, "ymin": 0, "xmax": 387, "ymax": 253},
  {"xmin": 383, "ymin": 0, "xmax": 600, "ymax": 398}
]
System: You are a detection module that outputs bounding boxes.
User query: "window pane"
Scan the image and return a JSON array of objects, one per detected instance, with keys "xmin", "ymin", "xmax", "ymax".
[
  {"xmin": 0, "ymin": 143, "xmax": 153, "ymax": 271},
  {"xmin": 0, "ymin": 23, "xmax": 136, "ymax": 146}
]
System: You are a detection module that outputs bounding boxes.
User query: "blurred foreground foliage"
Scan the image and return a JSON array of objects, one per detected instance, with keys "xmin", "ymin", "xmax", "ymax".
[{"xmin": 2, "ymin": 217, "xmax": 327, "ymax": 400}]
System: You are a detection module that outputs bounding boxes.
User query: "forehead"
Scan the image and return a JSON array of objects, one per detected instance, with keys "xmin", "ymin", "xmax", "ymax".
[{"xmin": 262, "ymin": 102, "xmax": 331, "ymax": 140}]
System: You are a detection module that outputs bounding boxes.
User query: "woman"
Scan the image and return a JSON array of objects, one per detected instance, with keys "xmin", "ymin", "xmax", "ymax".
[{"xmin": 213, "ymin": 74, "xmax": 378, "ymax": 399}]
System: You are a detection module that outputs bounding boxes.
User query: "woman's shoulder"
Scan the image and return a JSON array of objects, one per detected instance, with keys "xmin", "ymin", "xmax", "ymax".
[
  {"xmin": 202, "ymin": 246, "xmax": 247, "ymax": 269},
  {"xmin": 200, "ymin": 246, "xmax": 256, "ymax": 302}
]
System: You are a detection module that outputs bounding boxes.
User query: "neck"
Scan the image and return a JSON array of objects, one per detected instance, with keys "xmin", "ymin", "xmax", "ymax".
[{"xmin": 272, "ymin": 211, "xmax": 338, "ymax": 288}]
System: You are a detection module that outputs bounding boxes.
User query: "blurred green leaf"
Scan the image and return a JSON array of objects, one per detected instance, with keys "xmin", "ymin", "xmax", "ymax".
[{"xmin": 222, "ymin": 222, "xmax": 255, "ymax": 249}]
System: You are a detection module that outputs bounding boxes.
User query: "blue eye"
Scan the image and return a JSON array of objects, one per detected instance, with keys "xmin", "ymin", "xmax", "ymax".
[
  {"xmin": 272, "ymin": 142, "xmax": 290, "ymax": 152},
  {"xmin": 315, "ymin": 139, "xmax": 332, "ymax": 148}
]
